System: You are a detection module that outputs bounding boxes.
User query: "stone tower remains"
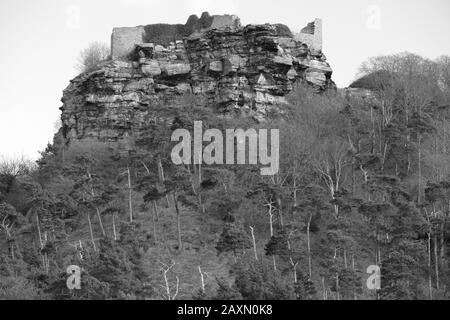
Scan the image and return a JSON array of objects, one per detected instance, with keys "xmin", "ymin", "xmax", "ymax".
[{"xmin": 294, "ymin": 18, "xmax": 322, "ymax": 53}]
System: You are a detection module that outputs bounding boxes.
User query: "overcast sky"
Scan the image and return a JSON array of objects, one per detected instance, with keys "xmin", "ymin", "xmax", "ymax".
[{"xmin": 0, "ymin": 0, "xmax": 449, "ymax": 160}]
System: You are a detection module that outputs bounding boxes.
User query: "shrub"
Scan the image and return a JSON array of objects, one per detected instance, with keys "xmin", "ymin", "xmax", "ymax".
[{"xmin": 76, "ymin": 42, "xmax": 110, "ymax": 73}]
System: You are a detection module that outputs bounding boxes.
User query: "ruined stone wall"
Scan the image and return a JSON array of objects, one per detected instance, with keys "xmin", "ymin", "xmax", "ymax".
[
  {"xmin": 111, "ymin": 27, "xmax": 145, "ymax": 60},
  {"xmin": 111, "ymin": 12, "xmax": 241, "ymax": 61},
  {"xmin": 295, "ymin": 19, "xmax": 322, "ymax": 53},
  {"xmin": 210, "ymin": 14, "xmax": 241, "ymax": 30}
]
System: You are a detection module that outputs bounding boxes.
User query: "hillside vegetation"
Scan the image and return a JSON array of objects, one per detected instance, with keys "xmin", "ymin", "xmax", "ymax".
[{"xmin": 1, "ymin": 53, "xmax": 450, "ymax": 300}]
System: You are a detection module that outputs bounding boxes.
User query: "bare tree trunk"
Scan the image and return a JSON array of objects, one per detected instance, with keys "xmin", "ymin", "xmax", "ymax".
[
  {"xmin": 36, "ymin": 214, "xmax": 43, "ymax": 249},
  {"xmin": 290, "ymin": 258, "xmax": 298, "ymax": 284},
  {"xmin": 36, "ymin": 215, "xmax": 48, "ymax": 273},
  {"xmin": 335, "ymin": 273, "xmax": 340, "ymax": 301},
  {"xmin": 249, "ymin": 226, "xmax": 258, "ymax": 261},
  {"xmin": 190, "ymin": 162, "xmax": 204, "ymax": 214},
  {"xmin": 344, "ymin": 250, "xmax": 348, "ymax": 269},
  {"xmin": 269, "ymin": 212, "xmax": 274, "ymax": 238},
  {"xmin": 198, "ymin": 266, "xmax": 205, "ymax": 293},
  {"xmin": 440, "ymin": 222, "xmax": 446, "ymax": 264},
  {"xmin": 153, "ymin": 200, "xmax": 159, "ymax": 219},
  {"xmin": 378, "ymin": 246, "xmax": 381, "ymax": 266},
  {"xmin": 286, "ymin": 231, "xmax": 297, "ymax": 284},
  {"xmin": 352, "ymin": 254, "xmax": 357, "ymax": 300},
  {"xmin": 375, "ymin": 232, "xmax": 381, "ymax": 266},
  {"xmin": 127, "ymin": 167, "xmax": 133, "ymax": 222},
  {"xmin": 334, "ymin": 247, "xmax": 339, "ymax": 300},
  {"xmin": 10, "ymin": 243, "xmax": 15, "ymax": 260},
  {"xmin": 266, "ymin": 198, "xmax": 276, "ymax": 272},
  {"xmin": 370, "ymin": 106, "xmax": 375, "ymax": 153},
  {"xmin": 433, "ymin": 125, "xmax": 438, "ymax": 181},
  {"xmin": 322, "ymin": 277, "xmax": 327, "ymax": 300},
  {"xmin": 434, "ymin": 233, "xmax": 439, "ymax": 289},
  {"xmin": 277, "ymin": 196, "xmax": 284, "ymax": 228},
  {"xmin": 112, "ymin": 213, "xmax": 117, "ymax": 241},
  {"xmin": 198, "ymin": 161, "xmax": 205, "ymax": 214},
  {"xmin": 87, "ymin": 212, "xmax": 97, "ymax": 251},
  {"xmin": 159, "ymin": 261, "xmax": 179, "ymax": 300},
  {"xmin": 375, "ymin": 245, "xmax": 378, "ymax": 266},
  {"xmin": 142, "ymin": 161, "xmax": 162, "ymax": 219},
  {"xmin": 427, "ymin": 231, "xmax": 433, "ymax": 300},
  {"xmin": 173, "ymin": 192, "xmax": 182, "ymax": 251},
  {"xmin": 78, "ymin": 240, "xmax": 83, "ymax": 260},
  {"xmin": 95, "ymin": 207, "xmax": 106, "ymax": 237},
  {"xmin": 293, "ymin": 179, "xmax": 298, "ymax": 207},
  {"xmin": 44, "ymin": 254, "xmax": 49, "ymax": 275},
  {"xmin": 351, "ymin": 158, "xmax": 356, "ymax": 194},
  {"xmin": 1, "ymin": 217, "xmax": 15, "ymax": 259},
  {"xmin": 158, "ymin": 159, "xmax": 171, "ymax": 207},
  {"xmin": 87, "ymin": 170, "xmax": 106, "ymax": 236},
  {"xmin": 307, "ymin": 212, "xmax": 312, "ymax": 278},
  {"xmin": 152, "ymin": 205, "xmax": 158, "ymax": 243},
  {"xmin": 418, "ymin": 134, "xmax": 422, "ymax": 204}
]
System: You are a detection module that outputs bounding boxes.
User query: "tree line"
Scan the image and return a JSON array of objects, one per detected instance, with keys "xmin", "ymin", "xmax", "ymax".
[{"xmin": 1, "ymin": 52, "xmax": 450, "ymax": 300}]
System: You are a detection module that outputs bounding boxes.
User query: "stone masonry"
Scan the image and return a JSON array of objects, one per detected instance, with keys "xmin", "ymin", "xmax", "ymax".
[
  {"xmin": 111, "ymin": 12, "xmax": 241, "ymax": 60},
  {"xmin": 111, "ymin": 26, "xmax": 145, "ymax": 60},
  {"xmin": 294, "ymin": 18, "xmax": 322, "ymax": 53}
]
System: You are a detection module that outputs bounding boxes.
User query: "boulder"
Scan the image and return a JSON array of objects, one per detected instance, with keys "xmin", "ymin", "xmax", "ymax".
[
  {"xmin": 141, "ymin": 60, "xmax": 161, "ymax": 76},
  {"xmin": 161, "ymin": 63, "xmax": 191, "ymax": 76}
]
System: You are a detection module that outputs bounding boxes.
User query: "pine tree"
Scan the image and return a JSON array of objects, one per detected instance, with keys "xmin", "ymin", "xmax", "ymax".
[{"xmin": 216, "ymin": 220, "xmax": 252, "ymax": 258}]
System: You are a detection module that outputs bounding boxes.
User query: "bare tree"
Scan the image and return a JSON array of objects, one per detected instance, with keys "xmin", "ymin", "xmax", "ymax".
[
  {"xmin": 249, "ymin": 226, "xmax": 258, "ymax": 261},
  {"xmin": 76, "ymin": 42, "xmax": 109, "ymax": 73},
  {"xmin": 120, "ymin": 167, "xmax": 133, "ymax": 222},
  {"xmin": 35, "ymin": 214, "xmax": 49, "ymax": 274},
  {"xmin": 0, "ymin": 155, "xmax": 35, "ymax": 177},
  {"xmin": 158, "ymin": 260, "xmax": 180, "ymax": 300},
  {"xmin": 287, "ymin": 229, "xmax": 299, "ymax": 284},
  {"xmin": 306, "ymin": 212, "xmax": 313, "ymax": 278},
  {"xmin": 264, "ymin": 197, "xmax": 277, "ymax": 271},
  {"xmin": 0, "ymin": 204, "xmax": 16, "ymax": 259},
  {"xmin": 359, "ymin": 53, "xmax": 446, "ymax": 200},
  {"xmin": 315, "ymin": 139, "xmax": 350, "ymax": 218},
  {"xmin": 173, "ymin": 192, "xmax": 182, "ymax": 251}
]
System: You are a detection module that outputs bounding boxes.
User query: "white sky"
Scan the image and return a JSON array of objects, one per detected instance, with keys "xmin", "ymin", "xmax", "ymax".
[{"xmin": 0, "ymin": 0, "xmax": 449, "ymax": 160}]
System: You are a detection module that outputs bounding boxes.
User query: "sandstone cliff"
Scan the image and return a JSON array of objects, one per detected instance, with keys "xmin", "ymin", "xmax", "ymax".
[{"xmin": 59, "ymin": 14, "xmax": 335, "ymax": 150}]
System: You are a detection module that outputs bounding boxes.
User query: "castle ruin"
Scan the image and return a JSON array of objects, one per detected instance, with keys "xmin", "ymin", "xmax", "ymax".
[
  {"xmin": 111, "ymin": 12, "xmax": 323, "ymax": 60},
  {"xmin": 111, "ymin": 12, "xmax": 241, "ymax": 60},
  {"xmin": 61, "ymin": 12, "xmax": 334, "ymax": 150},
  {"xmin": 295, "ymin": 18, "xmax": 322, "ymax": 53}
]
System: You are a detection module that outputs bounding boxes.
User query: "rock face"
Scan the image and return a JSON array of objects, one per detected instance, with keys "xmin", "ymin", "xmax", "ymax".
[
  {"xmin": 111, "ymin": 12, "xmax": 241, "ymax": 60},
  {"xmin": 59, "ymin": 14, "xmax": 335, "ymax": 150}
]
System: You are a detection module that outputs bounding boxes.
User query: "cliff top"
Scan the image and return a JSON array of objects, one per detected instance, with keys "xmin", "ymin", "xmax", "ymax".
[{"xmin": 111, "ymin": 12, "xmax": 323, "ymax": 60}]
